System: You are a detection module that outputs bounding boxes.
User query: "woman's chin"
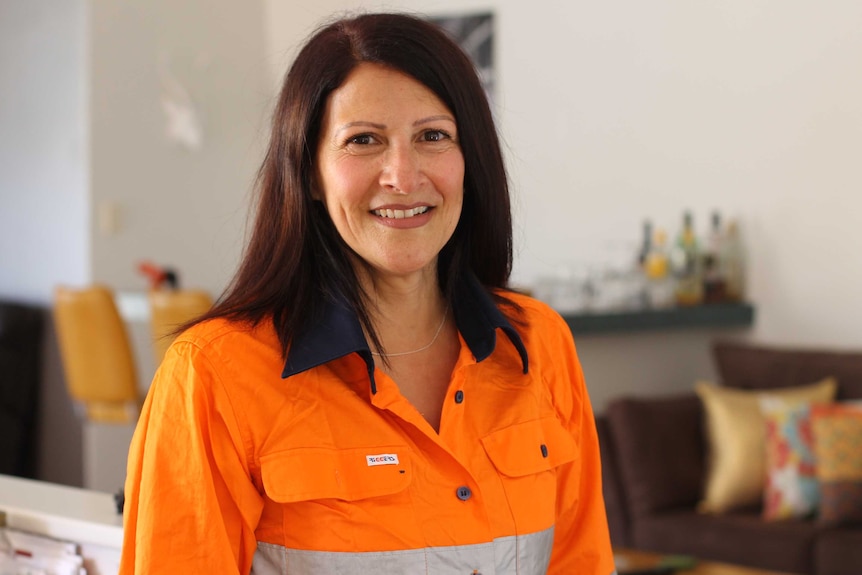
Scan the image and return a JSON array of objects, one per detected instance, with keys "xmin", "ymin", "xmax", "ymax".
[{"xmin": 362, "ymin": 256, "xmax": 440, "ymax": 283}]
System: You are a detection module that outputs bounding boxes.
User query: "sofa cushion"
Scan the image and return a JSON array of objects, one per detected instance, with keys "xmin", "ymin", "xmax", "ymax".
[
  {"xmin": 605, "ymin": 394, "xmax": 704, "ymax": 517},
  {"xmin": 811, "ymin": 403, "xmax": 862, "ymax": 527},
  {"xmin": 814, "ymin": 528, "xmax": 862, "ymax": 575},
  {"xmin": 696, "ymin": 379, "xmax": 836, "ymax": 513},
  {"xmin": 761, "ymin": 398, "xmax": 820, "ymax": 520},
  {"xmin": 714, "ymin": 341, "xmax": 862, "ymax": 400},
  {"xmin": 633, "ymin": 509, "xmax": 816, "ymax": 575}
]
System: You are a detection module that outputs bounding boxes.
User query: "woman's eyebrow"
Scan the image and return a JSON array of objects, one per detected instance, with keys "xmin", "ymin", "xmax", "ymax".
[
  {"xmin": 334, "ymin": 121, "xmax": 386, "ymax": 137},
  {"xmin": 414, "ymin": 114, "xmax": 456, "ymax": 127}
]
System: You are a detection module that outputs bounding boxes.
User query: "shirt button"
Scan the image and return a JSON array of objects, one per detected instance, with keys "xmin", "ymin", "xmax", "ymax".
[
  {"xmin": 456, "ymin": 486, "xmax": 472, "ymax": 501},
  {"xmin": 454, "ymin": 390, "xmax": 464, "ymax": 404}
]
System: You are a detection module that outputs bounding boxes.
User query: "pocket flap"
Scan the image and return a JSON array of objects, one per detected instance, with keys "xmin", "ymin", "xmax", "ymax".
[
  {"xmin": 481, "ymin": 417, "xmax": 577, "ymax": 477},
  {"xmin": 260, "ymin": 445, "xmax": 411, "ymax": 503}
]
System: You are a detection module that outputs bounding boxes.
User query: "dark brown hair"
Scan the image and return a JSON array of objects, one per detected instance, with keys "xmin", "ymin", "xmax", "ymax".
[{"xmin": 201, "ymin": 12, "xmax": 514, "ymax": 354}]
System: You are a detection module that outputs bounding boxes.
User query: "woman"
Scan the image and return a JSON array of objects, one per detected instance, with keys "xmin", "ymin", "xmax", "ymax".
[{"xmin": 119, "ymin": 12, "xmax": 615, "ymax": 575}]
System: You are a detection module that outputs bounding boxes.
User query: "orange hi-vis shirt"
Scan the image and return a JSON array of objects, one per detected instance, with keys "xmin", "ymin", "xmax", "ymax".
[{"xmin": 119, "ymin": 274, "xmax": 616, "ymax": 575}]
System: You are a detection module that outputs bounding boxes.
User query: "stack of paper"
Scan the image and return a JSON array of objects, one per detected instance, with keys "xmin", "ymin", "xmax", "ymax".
[{"xmin": 0, "ymin": 527, "xmax": 86, "ymax": 575}]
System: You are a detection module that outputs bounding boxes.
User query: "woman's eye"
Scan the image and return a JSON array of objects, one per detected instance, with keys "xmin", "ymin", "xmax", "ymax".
[
  {"xmin": 422, "ymin": 130, "xmax": 451, "ymax": 143},
  {"xmin": 347, "ymin": 134, "xmax": 375, "ymax": 146}
]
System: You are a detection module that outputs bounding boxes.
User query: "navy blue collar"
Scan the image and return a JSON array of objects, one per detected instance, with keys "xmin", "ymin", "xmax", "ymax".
[{"xmin": 282, "ymin": 273, "xmax": 528, "ymax": 394}]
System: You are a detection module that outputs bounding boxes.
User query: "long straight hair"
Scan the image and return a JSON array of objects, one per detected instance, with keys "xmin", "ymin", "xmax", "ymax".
[{"xmin": 197, "ymin": 12, "xmax": 515, "ymax": 355}]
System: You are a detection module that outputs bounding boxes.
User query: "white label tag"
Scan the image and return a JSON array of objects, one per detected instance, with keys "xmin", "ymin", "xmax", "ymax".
[{"xmin": 366, "ymin": 453, "xmax": 399, "ymax": 466}]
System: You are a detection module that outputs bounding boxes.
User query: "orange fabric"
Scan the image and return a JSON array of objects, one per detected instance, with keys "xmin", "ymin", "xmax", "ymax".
[
  {"xmin": 148, "ymin": 288, "xmax": 213, "ymax": 365},
  {"xmin": 119, "ymin": 293, "xmax": 614, "ymax": 574}
]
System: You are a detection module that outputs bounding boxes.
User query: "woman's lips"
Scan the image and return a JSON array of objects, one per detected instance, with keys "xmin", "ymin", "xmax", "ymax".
[
  {"xmin": 370, "ymin": 206, "xmax": 430, "ymax": 219},
  {"xmin": 370, "ymin": 205, "xmax": 433, "ymax": 228}
]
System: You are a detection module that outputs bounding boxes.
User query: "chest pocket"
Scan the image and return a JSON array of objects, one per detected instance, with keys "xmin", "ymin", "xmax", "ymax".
[
  {"xmin": 481, "ymin": 417, "xmax": 577, "ymax": 532},
  {"xmin": 260, "ymin": 445, "xmax": 412, "ymax": 502},
  {"xmin": 259, "ymin": 445, "xmax": 415, "ymax": 551}
]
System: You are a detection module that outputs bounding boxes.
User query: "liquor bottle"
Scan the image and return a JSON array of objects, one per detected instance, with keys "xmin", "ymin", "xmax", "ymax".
[
  {"xmin": 634, "ymin": 219, "xmax": 653, "ymax": 308},
  {"xmin": 637, "ymin": 220, "xmax": 653, "ymax": 268},
  {"xmin": 702, "ymin": 211, "xmax": 727, "ymax": 303},
  {"xmin": 670, "ymin": 211, "xmax": 703, "ymax": 306},
  {"xmin": 644, "ymin": 228, "xmax": 674, "ymax": 308},
  {"xmin": 721, "ymin": 219, "xmax": 746, "ymax": 302}
]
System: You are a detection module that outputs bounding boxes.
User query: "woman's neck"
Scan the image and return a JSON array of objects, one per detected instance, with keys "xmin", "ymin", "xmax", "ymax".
[{"xmin": 356, "ymin": 266, "xmax": 448, "ymax": 357}]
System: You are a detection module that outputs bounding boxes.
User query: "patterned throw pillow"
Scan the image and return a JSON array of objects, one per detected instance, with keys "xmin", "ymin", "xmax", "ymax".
[
  {"xmin": 760, "ymin": 398, "xmax": 820, "ymax": 520},
  {"xmin": 811, "ymin": 403, "xmax": 862, "ymax": 526}
]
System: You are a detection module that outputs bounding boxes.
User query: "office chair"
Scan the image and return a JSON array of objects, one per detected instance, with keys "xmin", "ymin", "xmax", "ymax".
[
  {"xmin": 149, "ymin": 288, "xmax": 213, "ymax": 366},
  {"xmin": 53, "ymin": 284, "xmax": 140, "ymax": 424},
  {"xmin": 53, "ymin": 284, "xmax": 144, "ymax": 492}
]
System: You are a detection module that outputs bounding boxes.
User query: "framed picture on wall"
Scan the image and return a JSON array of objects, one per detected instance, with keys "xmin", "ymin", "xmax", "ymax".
[{"xmin": 430, "ymin": 12, "xmax": 494, "ymax": 104}]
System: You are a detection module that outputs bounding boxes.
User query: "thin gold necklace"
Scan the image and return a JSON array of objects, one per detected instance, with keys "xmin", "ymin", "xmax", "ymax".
[{"xmin": 370, "ymin": 304, "xmax": 450, "ymax": 358}]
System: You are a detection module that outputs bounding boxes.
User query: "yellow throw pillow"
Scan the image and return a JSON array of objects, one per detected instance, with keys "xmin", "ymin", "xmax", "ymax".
[{"xmin": 695, "ymin": 378, "xmax": 837, "ymax": 513}]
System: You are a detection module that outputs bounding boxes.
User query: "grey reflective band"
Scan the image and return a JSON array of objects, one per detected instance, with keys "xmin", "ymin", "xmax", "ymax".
[{"xmin": 251, "ymin": 527, "xmax": 554, "ymax": 574}]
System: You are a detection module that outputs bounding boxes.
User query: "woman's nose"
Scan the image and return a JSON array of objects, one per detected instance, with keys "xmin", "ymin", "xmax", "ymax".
[{"xmin": 379, "ymin": 143, "xmax": 422, "ymax": 193}]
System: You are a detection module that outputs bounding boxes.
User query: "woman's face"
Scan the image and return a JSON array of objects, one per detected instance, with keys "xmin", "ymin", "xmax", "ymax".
[{"xmin": 315, "ymin": 63, "xmax": 464, "ymax": 282}]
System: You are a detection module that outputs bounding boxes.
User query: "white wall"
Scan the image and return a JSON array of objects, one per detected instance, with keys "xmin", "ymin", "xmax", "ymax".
[
  {"xmin": 0, "ymin": 0, "xmax": 89, "ymax": 303},
  {"xmin": 89, "ymin": 0, "xmax": 269, "ymax": 296},
  {"xmin": 492, "ymin": 0, "xmax": 862, "ymax": 406},
  {"xmin": 498, "ymin": 0, "xmax": 862, "ymax": 352}
]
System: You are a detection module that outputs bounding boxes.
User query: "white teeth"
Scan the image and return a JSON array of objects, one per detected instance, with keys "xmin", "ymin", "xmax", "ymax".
[{"xmin": 373, "ymin": 206, "xmax": 429, "ymax": 219}]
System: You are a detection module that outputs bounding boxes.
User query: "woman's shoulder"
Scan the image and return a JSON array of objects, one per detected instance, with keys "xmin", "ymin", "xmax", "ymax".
[
  {"xmin": 172, "ymin": 315, "xmax": 281, "ymax": 358},
  {"xmin": 494, "ymin": 288, "xmax": 577, "ymax": 356},
  {"xmin": 153, "ymin": 316, "xmax": 285, "ymax": 400}
]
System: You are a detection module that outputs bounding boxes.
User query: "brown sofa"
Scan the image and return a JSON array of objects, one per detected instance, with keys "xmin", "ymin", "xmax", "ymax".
[{"xmin": 598, "ymin": 341, "xmax": 862, "ymax": 575}]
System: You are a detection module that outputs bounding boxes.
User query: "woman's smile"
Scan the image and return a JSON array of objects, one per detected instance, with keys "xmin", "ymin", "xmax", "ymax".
[{"xmin": 370, "ymin": 204, "xmax": 434, "ymax": 228}]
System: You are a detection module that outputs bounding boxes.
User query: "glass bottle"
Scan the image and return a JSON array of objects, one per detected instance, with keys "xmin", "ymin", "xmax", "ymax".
[
  {"xmin": 634, "ymin": 220, "xmax": 653, "ymax": 308},
  {"xmin": 721, "ymin": 220, "xmax": 746, "ymax": 302},
  {"xmin": 702, "ymin": 211, "xmax": 727, "ymax": 303},
  {"xmin": 637, "ymin": 220, "xmax": 653, "ymax": 268},
  {"xmin": 644, "ymin": 228, "xmax": 675, "ymax": 308},
  {"xmin": 670, "ymin": 211, "xmax": 704, "ymax": 306}
]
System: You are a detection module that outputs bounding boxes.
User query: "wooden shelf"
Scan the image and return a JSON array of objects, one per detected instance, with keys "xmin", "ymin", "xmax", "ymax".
[{"xmin": 561, "ymin": 302, "xmax": 755, "ymax": 335}]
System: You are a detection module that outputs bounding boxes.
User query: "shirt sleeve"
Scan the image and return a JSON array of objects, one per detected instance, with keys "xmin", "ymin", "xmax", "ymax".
[
  {"xmin": 545, "ymin": 314, "xmax": 617, "ymax": 575},
  {"xmin": 119, "ymin": 338, "xmax": 264, "ymax": 574}
]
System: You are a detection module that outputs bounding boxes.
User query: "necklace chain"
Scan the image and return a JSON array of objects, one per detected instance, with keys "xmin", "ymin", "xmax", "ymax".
[{"xmin": 370, "ymin": 304, "xmax": 450, "ymax": 358}]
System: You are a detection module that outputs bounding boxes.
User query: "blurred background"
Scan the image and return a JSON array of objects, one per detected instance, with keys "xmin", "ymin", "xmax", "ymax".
[{"xmin": 2, "ymin": 0, "xmax": 861, "ymax": 488}]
